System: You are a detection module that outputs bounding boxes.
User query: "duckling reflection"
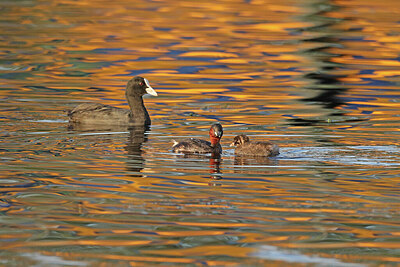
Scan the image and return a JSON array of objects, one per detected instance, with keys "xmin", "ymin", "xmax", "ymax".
[
  {"xmin": 232, "ymin": 155, "xmax": 279, "ymax": 175},
  {"xmin": 233, "ymin": 155, "xmax": 279, "ymax": 167},
  {"xmin": 125, "ymin": 126, "xmax": 149, "ymax": 176}
]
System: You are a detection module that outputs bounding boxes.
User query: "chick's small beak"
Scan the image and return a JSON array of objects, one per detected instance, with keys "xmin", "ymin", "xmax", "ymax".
[
  {"xmin": 144, "ymin": 78, "xmax": 158, "ymax": 96},
  {"xmin": 229, "ymin": 142, "xmax": 235, "ymax": 147}
]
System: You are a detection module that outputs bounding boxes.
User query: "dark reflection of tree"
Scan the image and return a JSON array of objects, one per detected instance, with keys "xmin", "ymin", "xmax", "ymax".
[
  {"xmin": 288, "ymin": 1, "xmax": 362, "ymax": 126},
  {"xmin": 125, "ymin": 126, "xmax": 149, "ymax": 176}
]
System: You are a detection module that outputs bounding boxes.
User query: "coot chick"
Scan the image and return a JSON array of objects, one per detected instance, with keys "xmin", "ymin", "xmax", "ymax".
[
  {"xmin": 68, "ymin": 76, "xmax": 157, "ymax": 126},
  {"xmin": 172, "ymin": 123, "xmax": 223, "ymax": 154},
  {"xmin": 230, "ymin": 134, "xmax": 279, "ymax": 157}
]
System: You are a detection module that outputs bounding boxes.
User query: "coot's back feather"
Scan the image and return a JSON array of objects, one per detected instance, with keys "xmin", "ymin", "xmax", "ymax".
[{"xmin": 68, "ymin": 103, "xmax": 131, "ymax": 125}]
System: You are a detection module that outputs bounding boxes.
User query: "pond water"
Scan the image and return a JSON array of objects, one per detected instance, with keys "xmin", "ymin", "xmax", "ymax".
[{"xmin": 1, "ymin": 0, "xmax": 400, "ymax": 266}]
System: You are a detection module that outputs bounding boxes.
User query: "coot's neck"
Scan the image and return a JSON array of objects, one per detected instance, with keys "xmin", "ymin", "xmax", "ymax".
[{"xmin": 126, "ymin": 93, "xmax": 151, "ymax": 125}]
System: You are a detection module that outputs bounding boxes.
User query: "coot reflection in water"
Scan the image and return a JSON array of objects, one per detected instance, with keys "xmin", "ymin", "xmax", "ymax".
[{"xmin": 125, "ymin": 126, "xmax": 149, "ymax": 176}]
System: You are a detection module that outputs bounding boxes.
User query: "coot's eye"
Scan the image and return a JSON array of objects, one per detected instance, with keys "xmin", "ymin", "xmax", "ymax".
[{"xmin": 139, "ymin": 82, "xmax": 144, "ymax": 86}]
